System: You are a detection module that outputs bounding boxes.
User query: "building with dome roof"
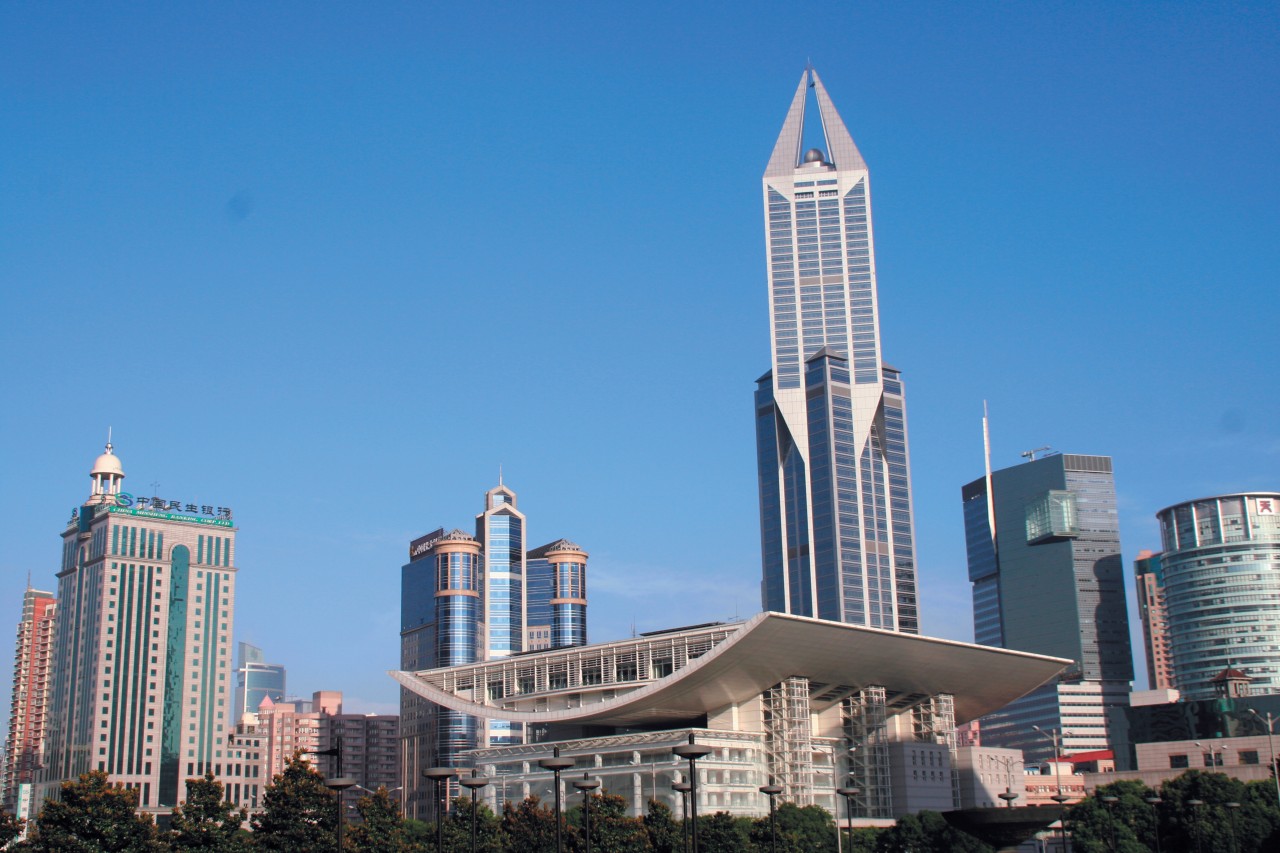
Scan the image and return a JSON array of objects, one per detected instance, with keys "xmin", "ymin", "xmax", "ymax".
[
  {"xmin": 40, "ymin": 439, "xmax": 240, "ymax": 813},
  {"xmin": 399, "ymin": 482, "xmax": 588, "ymax": 819}
]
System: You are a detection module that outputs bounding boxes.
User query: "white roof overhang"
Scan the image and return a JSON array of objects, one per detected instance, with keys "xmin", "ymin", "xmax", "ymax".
[{"xmin": 390, "ymin": 612, "xmax": 1069, "ymax": 727}]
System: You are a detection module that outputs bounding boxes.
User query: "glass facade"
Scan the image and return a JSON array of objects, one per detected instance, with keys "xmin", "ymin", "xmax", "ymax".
[
  {"xmin": 235, "ymin": 643, "xmax": 286, "ymax": 722},
  {"xmin": 962, "ymin": 454, "xmax": 1132, "ymax": 756},
  {"xmin": 1156, "ymin": 493, "xmax": 1280, "ymax": 699},
  {"xmin": 399, "ymin": 489, "xmax": 590, "ymax": 818},
  {"xmin": 477, "ymin": 487, "xmax": 524, "ymax": 659},
  {"xmin": 756, "ymin": 69, "xmax": 919, "ymax": 632}
]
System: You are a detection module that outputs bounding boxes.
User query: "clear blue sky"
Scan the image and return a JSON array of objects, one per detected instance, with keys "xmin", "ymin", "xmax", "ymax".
[{"xmin": 2, "ymin": 2, "xmax": 1277, "ymax": 714}]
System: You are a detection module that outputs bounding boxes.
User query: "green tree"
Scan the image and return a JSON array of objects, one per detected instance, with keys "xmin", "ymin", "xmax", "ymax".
[
  {"xmin": 845, "ymin": 827, "xmax": 883, "ymax": 853},
  {"xmin": 167, "ymin": 772, "xmax": 248, "ymax": 851},
  {"xmin": 441, "ymin": 794, "xmax": 501, "ymax": 852},
  {"xmin": 695, "ymin": 811, "xmax": 749, "ymax": 852},
  {"xmin": 1155, "ymin": 770, "xmax": 1280, "ymax": 853},
  {"xmin": 20, "ymin": 770, "xmax": 162, "ymax": 853},
  {"xmin": 501, "ymin": 795, "xmax": 560, "ymax": 853},
  {"xmin": 751, "ymin": 802, "xmax": 839, "ymax": 852},
  {"xmin": 0, "ymin": 809, "xmax": 23, "ymax": 849},
  {"xmin": 348, "ymin": 787, "xmax": 412, "ymax": 853},
  {"xmin": 249, "ymin": 752, "xmax": 337, "ymax": 852},
  {"xmin": 642, "ymin": 799, "xmax": 681, "ymax": 853},
  {"xmin": 566, "ymin": 793, "xmax": 649, "ymax": 852}
]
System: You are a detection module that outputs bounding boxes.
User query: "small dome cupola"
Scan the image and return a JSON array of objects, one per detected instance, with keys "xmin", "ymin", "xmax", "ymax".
[
  {"xmin": 89, "ymin": 432, "xmax": 125, "ymax": 504},
  {"xmin": 802, "ymin": 147, "xmax": 827, "ymax": 165}
]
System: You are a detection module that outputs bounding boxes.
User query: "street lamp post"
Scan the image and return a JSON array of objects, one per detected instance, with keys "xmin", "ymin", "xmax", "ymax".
[
  {"xmin": 672, "ymin": 781, "xmax": 691, "ymax": 853},
  {"xmin": 1144, "ymin": 795, "xmax": 1162, "ymax": 853},
  {"xmin": 759, "ymin": 780, "xmax": 783, "ymax": 853},
  {"xmin": 1249, "ymin": 709, "xmax": 1280, "ymax": 809},
  {"xmin": 672, "ymin": 733, "xmax": 713, "ymax": 853},
  {"xmin": 538, "ymin": 746, "xmax": 575, "ymax": 853},
  {"xmin": 572, "ymin": 772, "xmax": 601, "ymax": 853},
  {"xmin": 1034, "ymin": 725, "xmax": 1072, "ymax": 853},
  {"xmin": 1225, "ymin": 801, "xmax": 1240, "ymax": 853},
  {"xmin": 323, "ymin": 776, "xmax": 357, "ymax": 853},
  {"xmin": 459, "ymin": 769, "xmax": 491, "ymax": 853},
  {"xmin": 994, "ymin": 755, "xmax": 1020, "ymax": 808},
  {"xmin": 1100, "ymin": 794, "xmax": 1118, "ymax": 851},
  {"xmin": 422, "ymin": 767, "xmax": 457, "ymax": 853},
  {"xmin": 835, "ymin": 785, "xmax": 861, "ymax": 852},
  {"xmin": 1193, "ymin": 740, "xmax": 1230, "ymax": 770},
  {"xmin": 1186, "ymin": 799, "xmax": 1204, "ymax": 853}
]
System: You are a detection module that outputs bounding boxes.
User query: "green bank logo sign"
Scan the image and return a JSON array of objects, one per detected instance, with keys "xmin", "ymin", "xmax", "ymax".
[{"xmin": 107, "ymin": 492, "xmax": 234, "ymax": 527}]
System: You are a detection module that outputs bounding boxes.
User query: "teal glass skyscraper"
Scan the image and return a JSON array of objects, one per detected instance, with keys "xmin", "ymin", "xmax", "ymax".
[{"xmin": 755, "ymin": 69, "xmax": 919, "ymax": 632}]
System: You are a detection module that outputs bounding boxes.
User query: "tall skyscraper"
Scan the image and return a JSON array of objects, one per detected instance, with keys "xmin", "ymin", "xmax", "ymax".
[
  {"xmin": 42, "ymin": 441, "xmax": 238, "ymax": 808},
  {"xmin": 1133, "ymin": 550, "xmax": 1175, "ymax": 691},
  {"xmin": 961, "ymin": 452, "xmax": 1133, "ymax": 759},
  {"xmin": 1148, "ymin": 493, "xmax": 1280, "ymax": 700},
  {"xmin": 755, "ymin": 68, "xmax": 919, "ymax": 633},
  {"xmin": 234, "ymin": 642, "xmax": 286, "ymax": 725},
  {"xmin": 2, "ymin": 586, "xmax": 56, "ymax": 813},
  {"xmin": 399, "ymin": 482, "xmax": 587, "ymax": 819}
]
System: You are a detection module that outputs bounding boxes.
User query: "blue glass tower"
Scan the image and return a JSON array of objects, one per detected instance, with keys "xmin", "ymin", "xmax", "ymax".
[
  {"xmin": 399, "ymin": 483, "xmax": 588, "ymax": 818},
  {"xmin": 756, "ymin": 69, "xmax": 920, "ymax": 632}
]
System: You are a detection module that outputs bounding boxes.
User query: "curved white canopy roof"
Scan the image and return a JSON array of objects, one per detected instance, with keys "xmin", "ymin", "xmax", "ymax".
[{"xmin": 391, "ymin": 612, "xmax": 1068, "ymax": 726}]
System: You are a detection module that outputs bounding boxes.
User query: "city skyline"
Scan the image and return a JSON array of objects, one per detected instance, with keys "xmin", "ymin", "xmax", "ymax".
[{"xmin": 2, "ymin": 4, "xmax": 1278, "ymax": 717}]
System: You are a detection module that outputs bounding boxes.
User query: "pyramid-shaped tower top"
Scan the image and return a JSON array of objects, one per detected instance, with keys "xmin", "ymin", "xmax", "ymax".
[{"xmin": 765, "ymin": 68, "xmax": 867, "ymax": 178}]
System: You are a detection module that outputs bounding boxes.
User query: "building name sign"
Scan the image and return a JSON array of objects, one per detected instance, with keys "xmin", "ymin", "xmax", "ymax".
[
  {"xmin": 114, "ymin": 492, "xmax": 232, "ymax": 519},
  {"xmin": 409, "ymin": 528, "xmax": 445, "ymax": 562},
  {"xmin": 107, "ymin": 505, "xmax": 235, "ymax": 528},
  {"xmin": 1259, "ymin": 498, "xmax": 1277, "ymax": 515},
  {"xmin": 73, "ymin": 492, "xmax": 235, "ymax": 528}
]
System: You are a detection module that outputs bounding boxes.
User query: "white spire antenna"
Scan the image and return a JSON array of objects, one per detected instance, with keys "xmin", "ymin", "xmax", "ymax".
[
  {"xmin": 106, "ymin": 425, "xmax": 113, "ymax": 453},
  {"xmin": 983, "ymin": 401, "xmax": 997, "ymax": 548}
]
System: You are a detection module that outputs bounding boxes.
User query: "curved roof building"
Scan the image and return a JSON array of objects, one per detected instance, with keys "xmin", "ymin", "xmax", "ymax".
[{"xmin": 392, "ymin": 612, "xmax": 1067, "ymax": 819}]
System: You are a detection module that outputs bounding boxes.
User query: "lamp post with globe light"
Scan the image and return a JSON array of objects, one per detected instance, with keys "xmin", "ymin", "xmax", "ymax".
[
  {"xmin": 422, "ymin": 767, "xmax": 456, "ymax": 853},
  {"xmin": 538, "ymin": 746, "xmax": 575, "ymax": 853},
  {"xmin": 572, "ymin": 772, "xmax": 601, "ymax": 853},
  {"xmin": 672, "ymin": 734, "xmax": 713, "ymax": 853},
  {"xmin": 459, "ymin": 769, "xmax": 491, "ymax": 853}
]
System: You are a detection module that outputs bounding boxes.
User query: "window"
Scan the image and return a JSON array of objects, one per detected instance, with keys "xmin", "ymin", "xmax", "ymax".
[{"xmin": 1169, "ymin": 754, "xmax": 1189, "ymax": 769}]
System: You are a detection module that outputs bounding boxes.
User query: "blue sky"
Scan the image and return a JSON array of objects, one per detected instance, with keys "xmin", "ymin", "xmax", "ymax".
[{"xmin": 2, "ymin": 2, "xmax": 1277, "ymax": 714}]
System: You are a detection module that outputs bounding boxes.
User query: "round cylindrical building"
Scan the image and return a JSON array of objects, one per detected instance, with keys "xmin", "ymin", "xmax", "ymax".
[
  {"xmin": 1157, "ymin": 493, "xmax": 1280, "ymax": 699},
  {"xmin": 546, "ymin": 540, "xmax": 588, "ymax": 649}
]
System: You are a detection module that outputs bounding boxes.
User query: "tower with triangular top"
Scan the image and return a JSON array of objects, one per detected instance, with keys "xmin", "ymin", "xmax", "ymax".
[{"xmin": 755, "ymin": 68, "xmax": 920, "ymax": 633}]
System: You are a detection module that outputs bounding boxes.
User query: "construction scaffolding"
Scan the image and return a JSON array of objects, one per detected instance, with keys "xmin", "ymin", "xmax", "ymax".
[
  {"xmin": 762, "ymin": 677, "xmax": 814, "ymax": 804},
  {"xmin": 912, "ymin": 693, "xmax": 959, "ymax": 809},
  {"xmin": 841, "ymin": 685, "xmax": 892, "ymax": 818}
]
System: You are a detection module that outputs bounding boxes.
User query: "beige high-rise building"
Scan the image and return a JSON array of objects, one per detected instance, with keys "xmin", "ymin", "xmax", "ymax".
[{"xmin": 41, "ymin": 440, "xmax": 237, "ymax": 811}]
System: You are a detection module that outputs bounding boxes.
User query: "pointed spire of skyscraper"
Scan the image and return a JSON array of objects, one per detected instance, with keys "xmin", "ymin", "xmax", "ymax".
[
  {"xmin": 808, "ymin": 68, "xmax": 866, "ymax": 172},
  {"xmin": 765, "ymin": 71, "xmax": 810, "ymax": 178},
  {"xmin": 764, "ymin": 68, "xmax": 867, "ymax": 178}
]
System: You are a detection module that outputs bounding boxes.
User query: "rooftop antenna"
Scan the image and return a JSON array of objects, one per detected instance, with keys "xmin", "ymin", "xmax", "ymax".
[
  {"xmin": 150, "ymin": 481, "xmax": 161, "ymax": 498},
  {"xmin": 1021, "ymin": 446, "xmax": 1051, "ymax": 462},
  {"xmin": 106, "ymin": 425, "xmax": 113, "ymax": 453}
]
